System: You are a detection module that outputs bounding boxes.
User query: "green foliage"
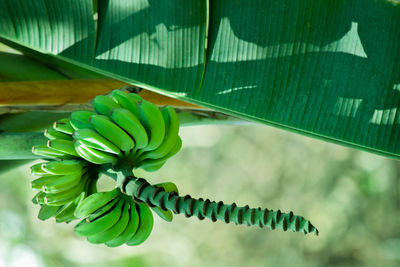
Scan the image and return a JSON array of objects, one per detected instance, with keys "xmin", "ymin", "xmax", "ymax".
[{"xmin": 1, "ymin": 0, "xmax": 400, "ymax": 159}]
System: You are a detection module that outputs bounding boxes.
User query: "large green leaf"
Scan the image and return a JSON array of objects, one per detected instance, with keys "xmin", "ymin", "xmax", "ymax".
[
  {"xmin": 0, "ymin": 0, "xmax": 95, "ymax": 63},
  {"xmin": 92, "ymin": 0, "xmax": 207, "ymax": 94},
  {"xmin": 0, "ymin": 0, "xmax": 400, "ymax": 158}
]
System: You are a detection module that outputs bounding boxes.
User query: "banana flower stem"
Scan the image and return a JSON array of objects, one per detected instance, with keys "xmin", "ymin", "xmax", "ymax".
[{"xmin": 121, "ymin": 176, "xmax": 319, "ymax": 235}]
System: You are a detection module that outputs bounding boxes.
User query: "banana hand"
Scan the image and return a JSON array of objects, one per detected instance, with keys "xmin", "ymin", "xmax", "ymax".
[
  {"xmin": 73, "ymin": 128, "xmax": 121, "ymax": 155},
  {"xmin": 47, "ymin": 139, "xmax": 79, "ymax": 157},
  {"xmin": 40, "ymin": 160, "xmax": 86, "ymax": 175},
  {"xmin": 110, "ymin": 108, "xmax": 149, "ymax": 149},
  {"xmin": 53, "ymin": 118, "xmax": 74, "ymax": 135},
  {"xmin": 75, "ymin": 188, "xmax": 121, "ymax": 218},
  {"xmin": 75, "ymin": 198, "xmax": 123, "ymax": 237},
  {"xmin": 89, "ymin": 115, "xmax": 135, "ymax": 152},
  {"xmin": 93, "ymin": 95, "xmax": 120, "ymax": 116},
  {"xmin": 70, "ymin": 111, "xmax": 96, "ymax": 130},
  {"xmin": 87, "ymin": 200, "xmax": 129, "ymax": 244},
  {"xmin": 138, "ymin": 137, "xmax": 182, "ymax": 172},
  {"xmin": 55, "ymin": 192, "xmax": 86, "ymax": 223},
  {"xmin": 45, "ymin": 128, "xmax": 73, "ymax": 141},
  {"xmin": 105, "ymin": 198, "xmax": 139, "ymax": 247},
  {"xmin": 74, "ymin": 141, "xmax": 118, "ymax": 165},
  {"xmin": 125, "ymin": 202, "xmax": 154, "ymax": 246},
  {"xmin": 139, "ymin": 106, "xmax": 179, "ymax": 161},
  {"xmin": 109, "ymin": 90, "xmax": 141, "ymax": 119},
  {"xmin": 137, "ymin": 100, "xmax": 165, "ymax": 152}
]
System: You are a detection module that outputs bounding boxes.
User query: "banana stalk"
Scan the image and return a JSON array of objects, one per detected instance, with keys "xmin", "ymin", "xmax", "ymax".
[
  {"xmin": 122, "ymin": 176, "xmax": 318, "ymax": 235},
  {"xmin": 0, "ymin": 81, "xmax": 201, "ymax": 113}
]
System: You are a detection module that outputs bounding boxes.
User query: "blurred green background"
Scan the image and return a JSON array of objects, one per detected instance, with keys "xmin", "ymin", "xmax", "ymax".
[{"xmin": 0, "ymin": 123, "xmax": 399, "ymax": 267}]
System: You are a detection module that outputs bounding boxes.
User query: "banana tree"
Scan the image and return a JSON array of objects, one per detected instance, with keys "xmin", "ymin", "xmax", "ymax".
[{"xmin": 0, "ymin": 0, "xmax": 399, "ymax": 247}]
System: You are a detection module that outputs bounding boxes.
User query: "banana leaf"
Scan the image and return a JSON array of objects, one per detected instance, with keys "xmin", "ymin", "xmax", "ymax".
[{"xmin": 0, "ymin": 0, "xmax": 400, "ymax": 158}]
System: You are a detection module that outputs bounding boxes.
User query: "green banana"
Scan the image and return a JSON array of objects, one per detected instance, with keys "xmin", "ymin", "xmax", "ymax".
[
  {"xmin": 93, "ymin": 95, "xmax": 120, "ymax": 116},
  {"xmin": 32, "ymin": 193, "xmax": 39, "ymax": 204},
  {"xmin": 137, "ymin": 100, "xmax": 165, "ymax": 152},
  {"xmin": 31, "ymin": 175, "xmax": 62, "ymax": 189},
  {"xmin": 33, "ymin": 191, "xmax": 46, "ymax": 205},
  {"xmin": 30, "ymin": 162, "xmax": 52, "ymax": 176},
  {"xmin": 45, "ymin": 128, "xmax": 72, "ymax": 141},
  {"xmin": 47, "ymin": 139, "xmax": 79, "ymax": 157},
  {"xmin": 109, "ymin": 90, "xmax": 141, "ymax": 118},
  {"xmin": 44, "ymin": 177, "xmax": 87, "ymax": 206},
  {"xmin": 32, "ymin": 145, "xmax": 72, "ymax": 159},
  {"xmin": 87, "ymin": 196, "xmax": 121, "ymax": 222},
  {"xmin": 89, "ymin": 114, "xmax": 135, "ymax": 151},
  {"xmin": 105, "ymin": 199, "xmax": 139, "ymax": 247},
  {"xmin": 42, "ymin": 174, "xmax": 81, "ymax": 194},
  {"xmin": 41, "ymin": 160, "xmax": 85, "ymax": 175},
  {"xmin": 126, "ymin": 202, "xmax": 154, "ymax": 246},
  {"xmin": 55, "ymin": 192, "xmax": 86, "ymax": 223},
  {"xmin": 110, "ymin": 108, "xmax": 149, "ymax": 149},
  {"xmin": 139, "ymin": 106, "xmax": 179, "ymax": 160},
  {"xmin": 74, "ymin": 140, "xmax": 118, "ymax": 165},
  {"xmin": 55, "ymin": 204, "xmax": 76, "ymax": 223},
  {"xmin": 38, "ymin": 205, "xmax": 61, "ymax": 221},
  {"xmin": 70, "ymin": 111, "xmax": 96, "ymax": 130},
  {"xmin": 75, "ymin": 188, "xmax": 121, "ymax": 218},
  {"xmin": 75, "ymin": 199, "xmax": 123, "ymax": 237},
  {"xmin": 139, "ymin": 137, "xmax": 182, "ymax": 172},
  {"xmin": 44, "ymin": 185, "xmax": 84, "ymax": 206},
  {"xmin": 87, "ymin": 200, "xmax": 129, "ymax": 244},
  {"xmin": 53, "ymin": 118, "xmax": 74, "ymax": 135},
  {"xmin": 141, "ymin": 161, "xmax": 167, "ymax": 172},
  {"xmin": 73, "ymin": 128, "xmax": 121, "ymax": 155}
]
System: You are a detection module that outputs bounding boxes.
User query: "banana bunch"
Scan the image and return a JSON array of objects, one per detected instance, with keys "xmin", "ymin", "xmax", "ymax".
[
  {"xmin": 29, "ymin": 89, "xmax": 183, "ymax": 245},
  {"xmin": 74, "ymin": 188, "xmax": 154, "ymax": 247},
  {"xmin": 31, "ymin": 116, "xmax": 97, "ymax": 223},
  {"xmin": 69, "ymin": 89, "xmax": 182, "ymax": 172},
  {"xmin": 32, "ymin": 89, "xmax": 181, "ymax": 172},
  {"xmin": 30, "ymin": 159, "xmax": 98, "ymax": 223}
]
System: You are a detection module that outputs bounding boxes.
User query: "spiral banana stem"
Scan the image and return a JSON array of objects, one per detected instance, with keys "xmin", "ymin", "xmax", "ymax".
[{"xmin": 122, "ymin": 177, "xmax": 318, "ymax": 235}]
